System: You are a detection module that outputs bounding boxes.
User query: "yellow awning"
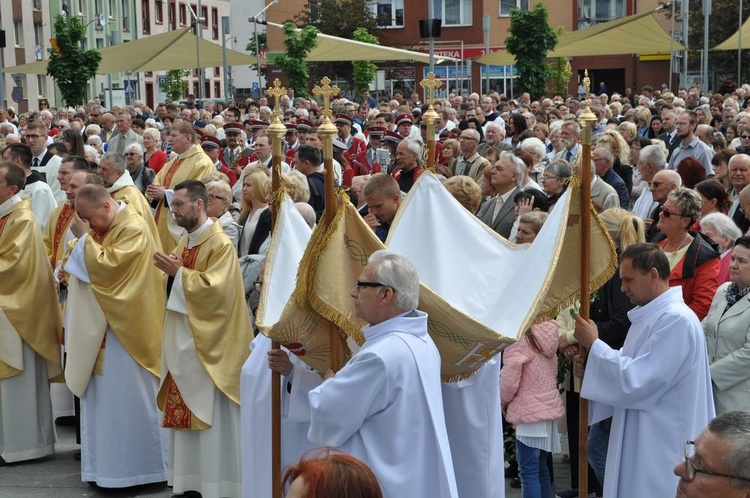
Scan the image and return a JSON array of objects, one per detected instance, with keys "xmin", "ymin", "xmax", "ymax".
[
  {"xmin": 476, "ymin": 8, "xmax": 682, "ymax": 66},
  {"xmin": 714, "ymin": 17, "xmax": 750, "ymax": 50},
  {"xmin": 5, "ymin": 27, "xmax": 258, "ymax": 75},
  {"xmin": 266, "ymin": 22, "xmax": 458, "ymax": 63}
]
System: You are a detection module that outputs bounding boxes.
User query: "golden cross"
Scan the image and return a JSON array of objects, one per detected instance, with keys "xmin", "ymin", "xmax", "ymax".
[
  {"xmin": 267, "ymin": 79, "xmax": 286, "ymax": 117},
  {"xmin": 420, "ymin": 72, "xmax": 440, "ymax": 106},
  {"xmin": 313, "ymin": 76, "xmax": 340, "ymax": 117},
  {"xmin": 583, "ymin": 69, "xmax": 591, "ymax": 97}
]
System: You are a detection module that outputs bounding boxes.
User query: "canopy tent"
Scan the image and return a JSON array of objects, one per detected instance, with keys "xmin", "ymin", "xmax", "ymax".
[
  {"xmin": 4, "ymin": 27, "xmax": 257, "ymax": 75},
  {"xmin": 475, "ymin": 7, "xmax": 683, "ymax": 66},
  {"xmin": 265, "ymin": 22, "xmax": 457, "ymax": 63},
  {"xmin": 713, "ymin": 17, "xmax": 750, "ymax": 50}
]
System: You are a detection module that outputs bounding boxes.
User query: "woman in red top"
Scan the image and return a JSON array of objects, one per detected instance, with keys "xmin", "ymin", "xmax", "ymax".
[{"xmin": 143, "ymin": 128, "xmax": 167, "ymax": 174}]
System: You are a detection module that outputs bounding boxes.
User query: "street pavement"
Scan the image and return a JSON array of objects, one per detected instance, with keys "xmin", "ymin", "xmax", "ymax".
[{"xmin": 0, "ymin": 422, "xmax": 573, "ymax": 497}]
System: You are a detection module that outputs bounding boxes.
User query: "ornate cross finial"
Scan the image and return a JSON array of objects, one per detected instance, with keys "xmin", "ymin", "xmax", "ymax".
[
  {"xmin": 267, "ymin": 79, "xmax": 286, "ymax": 116},
  {"xmin": 583, "ymin": 69, "xmax": 591, "ymax": 97},
  {"xmin": 420, "ymin": 72, "xmax": 440, "ymax": 106},
  {"xmin": 313, "ymin": 76, "xmax": 340, "ymax": 117}
]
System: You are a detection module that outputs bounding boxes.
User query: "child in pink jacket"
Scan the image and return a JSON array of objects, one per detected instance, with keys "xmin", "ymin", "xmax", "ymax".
[{"xmin": 501, "ymin": 320, "xmax": 565, "ymax": 498}]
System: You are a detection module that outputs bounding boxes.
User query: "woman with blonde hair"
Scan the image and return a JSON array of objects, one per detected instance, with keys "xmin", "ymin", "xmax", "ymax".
[
  {"xmin": 634, "ymin": 106, "xmax": 652, "ymax": 137},
  {"xmin": 238, "ymin": 169, "xmax": 271, "ymax": 256},
  {"xmin": 596, "ymin": 129, "xmax": 633, "ymax": 195},
  {"xmin": 437, "ymin": 138, "xmax": 459, "ymax": 177}
]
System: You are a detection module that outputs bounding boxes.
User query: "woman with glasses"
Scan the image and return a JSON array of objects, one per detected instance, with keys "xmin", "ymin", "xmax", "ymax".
[
  {"xmin": 205, "ymin": 180, "xmax": 240, "ymax": 250},
  {"xmin": 540, "ymin": 159, "xmax": 572, "ymax": 211},
  {"xmin": 701, "ymin": 236, "xmax": 750, "ymax": 415},
  {"xmin": 735, "ymin": 130, "xmax": 750, "ymax": 154},
  {"xmin": 122, "ymin": 143, "xmax": 155, "ymax": 195},
  {"xmin": 699, "ymin": 212, "xmax": 742, "ymax": 285},
  {"xmin": 654, "ymin": 188, "xmax": 721, "ymax": 319}
]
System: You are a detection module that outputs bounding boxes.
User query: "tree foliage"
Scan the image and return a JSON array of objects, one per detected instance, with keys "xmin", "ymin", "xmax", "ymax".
[
  {"xmin": 275, "ymin": 22, "xmax": 318, "ymax": 97},
  {"xmin": 351, "ymin": 28, "xmax": 378, "ymax": 94},
  {"xmin": 46, "ymin": 15, "xmax": 102, "ymax": 106},
  {"xmin": 504, "ymin": 3, "xmax": 557, "ymax": 100},
  {"xmin": 683, "ymin": 0, "xmax": 750, "ymax": 88},
  {"xmin": 550, "ymin": 57, "xmax": 572, "ymax": 97},
  {"xmin": 245, "ymin": 31, "xmax": 268, "ymax": 80},
  {"xmin": 161, "ymin": 69, "xmax": 191, "ymax": 101},
  {"xmin": 295, "ymin": 0, "xmax": 380, "ymax": 88}
]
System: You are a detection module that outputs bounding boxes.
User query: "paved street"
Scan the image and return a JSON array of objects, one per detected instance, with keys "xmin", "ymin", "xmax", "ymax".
[{"xmin": 0, "ymin": 423, "xmax": 573, "ymax": 497}]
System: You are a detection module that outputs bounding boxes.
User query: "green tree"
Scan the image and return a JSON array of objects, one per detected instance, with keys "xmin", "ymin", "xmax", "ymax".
[
  {"xmin": 160, "ymin": 69, "xmax": 191, "ymax": 101},
  {"xmin": 275, "ymin": 21, "xmax": 318, "ymax": 97},
  {"xmin": 46, "ymin": 15, "xmax": 102, "ymax": 106},
  {"xmin": 294, "ymin": 0, "xmax": 380, "ymax": 89},
  {"xmin": 505, "ymin": 3, "xmax": 557, "ymax": 100},
  {"xmin": 351, "ymin": 28, "xmax": 378, "ymax": 94},
  {"xmin": 550, "ymin": 57, "xmax": 572, "ymax": 97},
  {"xmin": 245, "ymin": 31, "xmax": 268, "ymax": 80}
]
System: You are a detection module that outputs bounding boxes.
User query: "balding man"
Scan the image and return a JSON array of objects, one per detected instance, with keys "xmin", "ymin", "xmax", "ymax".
[
  {"xmin": 456, "ymin": 129, "xmax": 490, "ymax": 188},
  {"xmin": 728, "ymin": 154, "xmax": 750, "ymax": 234},
  {"xmin": 632, "ymin": 145, "xmax": 666, "ymax": 219},
  {"xmin": 477, "ymin": 152, "xmax": 524, "ymax": 238},
  {"xmin": 394, "ymin": 138, "xmax": 425, "ymax": 193},
  {"xmin": 646, "ymin": 169, "xmax": 682, "ymax": 242},
  {"xmin": 98, "ymin": 113, "xmax": 116, "ymax": 143},
  {"xmin": 477, "ymin": 122, "xmax": 513, "ymax": 157},
  {"xmin": 65, "ymin": 184, "xmax": 167, "ymax": 487}
]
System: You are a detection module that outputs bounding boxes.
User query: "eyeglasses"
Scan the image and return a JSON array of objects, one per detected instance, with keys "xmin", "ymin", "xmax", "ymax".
[
  {"xmin": 661, "ymin": 207, "xmax": 687, "ymax": 218},
  {"xmin": 207, "ymin": 194, "xmax": 225, "ymax": 202},
  {"xmin": 459, "ymin": 136, "xmax": 477, "ymax": 141},
  {"xmin": 542, "ymin": 175, "xmax": 559, "ymax": 181},
  {"xmin": 125, "ymin": 152, "xmax": 139, "ymax": 156},
  {"xmin": 355, "ymin": 280, "xmax": 391, "ymax": 291},
  {"xmin": 683, "ymin": 441, "xmax": 750, "ymax": 483},
  {"xmin": 89, "ymin": 114, "xmax": 100, "ymax": 117},
  {"xmin": 24, "ymin": 134, "xmax": 42, "ymax": 139},
  {"xmin": 741, "ymin": 135, "xmax": 750, "ymax": 139},
  {"xmin": 649, "ymin": 181, "xmax": 664, "ymax": 188}
]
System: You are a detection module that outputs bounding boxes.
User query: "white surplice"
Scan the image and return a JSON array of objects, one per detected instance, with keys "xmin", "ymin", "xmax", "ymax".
[
  {"xmin": 162, "ymin": 219, "xmax": 242, "ymax": 498},
  {"xmin": 0, "ymin": 341, "xmax": 55, "ymax": 463},
  {"xmin": 581, "ymin": 287, "xmax": 715, "ymax": 498},
  {"xmin": 286, "ymin": 310, "xmax": 459, "ymax": 498},
  {"xmin": 441, "ymin": 356, "xmax": 505, "ymax": 498},
  {"xmin": 239, "ymin": 334, "xmax": 319, "ymax": 498},
  {"xmin": 67, "ymin": 231, "xmax": 168, "ymax": 488}
]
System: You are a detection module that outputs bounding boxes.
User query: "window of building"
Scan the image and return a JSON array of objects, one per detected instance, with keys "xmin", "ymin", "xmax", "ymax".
[
  {"xmin": 13, "ymin": 21, "xmax": 23, "ymax": 47},
  {"xmin": 33, "ymin": 23, "xmax": 43, "ymax": 47},
  {"xmin": 142, "ymin": 0, "xmax": 151, "ymax": 34},
  {"xmin": 33, "ymin": 0, "xmax": 43, "ymax": 10},
  {"xmin": 500, "ymin": 0, "xmax": 529, "ymax": 17},
  {"xmin": 214, "ymin": 81, "xmax": 221, "ymax": 99},
  {"xmin": 122, "ymin": 0, "xmax": 130, "ymax": 31},
  {"xmin": 201, "ymin": 6, "xmax": 208, "ymax": 29},
  {"xmin": 366, "ymin": 0, "xmax": 404, "ymax": 28},
  {"xmin": 155, "ymin": 0, "xmax": 163, "ymax": 23},
  {"xmin": 109, "ymin": 0, "xmax": 116, "ymax": 17},
  {"xmin": 211, "ymin": 7, "xmax": 218, "ymax": 39},
  {"xmin": 168, "ymin": 1, "xmax": 176, "ymax": 29},
  {"xmin": 37, "ymin": 75, "xmax": 46, "ymax": 96},
  {"xmin": 179, "ymin": 4, "xmax": 187, "ymax": 26},
  {"xmin": 578, "ymin": 0, "xmax": 625, "ymax": 28},
  {"xmin": 435, "ymin": 0, "xmax": 472, "ymax": 26},
  {"xmin": 95, "ymin": 0, "xmax": 103, "ymax": 15}
]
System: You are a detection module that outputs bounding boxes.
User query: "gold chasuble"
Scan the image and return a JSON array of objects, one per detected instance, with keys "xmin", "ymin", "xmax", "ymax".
[
  {"xmin": 42, "ymin": 202, "xmax": 75, "ymax": 268},
  {"xmin": 150, "ymin": 145, "xmax": 214, "ymax": 254},
  {"xmin": 110, "ymin": 184, "xmax": 162, "ymax": 251},
  {"xmin": 66, "ymin": 204, "xmax": 165, "ymax": 395},
  {"xmin": 0, "ymin": 199, "xmax": 63, "ymax": 381},
  {"xmin": 158, "ymin": 221, "xmax": 252, "ymax": 430}
]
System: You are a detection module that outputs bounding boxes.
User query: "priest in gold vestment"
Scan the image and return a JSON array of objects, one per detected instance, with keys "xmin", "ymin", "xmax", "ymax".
[
  {"xmin": 0, "ymin": 163, "xmax": 63, "ymax": 463},
  {"xmin": 98, "ymin": 151, "xmax": 161, "ymax": 250},
  {"xmin": 155, "ymin": 180, "xmax": 252, "ymax": 498},
  {"xmin": 65, "ymin": 184, "xmax": 168, "ymax": 487},
  {"xmin": 146, "ymin": 121, "xmax": 214, "ymax": 254}
]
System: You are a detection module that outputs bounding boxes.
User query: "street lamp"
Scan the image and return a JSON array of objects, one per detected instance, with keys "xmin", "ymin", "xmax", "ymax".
[
  {"xmin": 221, "ymin": 16, "xmax": 234, "ymax": 101},
  {"xmin": 186, "ymin": 3, "xmax": 206, "ymax": 101},
  {"xmin": 249, "ymin": 0, "xmax": 279, "ymax": 97}
]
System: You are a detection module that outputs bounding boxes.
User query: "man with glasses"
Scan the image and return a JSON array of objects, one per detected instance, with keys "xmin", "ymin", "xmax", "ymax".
[
  {"xmin": 676, "ymin": 411, "xmax": 750, "ymax": 497},
  {"xmin": 728, "ymin": 154, "xmax": 750, "ymax": 234},
  {"xmin": 106, "ymin": 112, "xmax": 144, "ymax": 157},
  {"xmin": 646, "ymin": 169, "xmax": 682, "ymax": 242},
  {"xmin": 668, "ymin": 110, "xmax": 715, "ymax": 175},
  {"xmin": 25, "ymin": 121, "xmax": 65, "ymax": 203},
  {"xmin": 632, "ymin": 144, "xmax": 666, "ymax": 220},
  {"xmin": 573, "ymin": 243, "xmax": 715, "ymax": 498},
  {"xmin": 268, "ymin": 250, "xmax": 459, "ymax": 498},
  {"xmin": 455, "ymin": 129, "xmax": 490, "ymax": 188}
]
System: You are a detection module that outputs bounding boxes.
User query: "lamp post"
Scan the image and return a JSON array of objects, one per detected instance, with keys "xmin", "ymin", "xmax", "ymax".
[
  {"xmin": 187, "ymin": 3, "xmax": 205, "ymax": 101},
  {"xmin": 221, "ymin": 16, "xmax": 231, "ymax": 100},
  {"xmin": 249, "ymin": 0, "xmax": 279, "ymax": 98}
]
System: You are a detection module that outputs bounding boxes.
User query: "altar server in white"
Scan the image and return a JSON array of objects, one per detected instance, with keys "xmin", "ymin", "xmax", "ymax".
[{"xmin": 574, "ymin": 243, "xmax": 715, "ymax": 498}]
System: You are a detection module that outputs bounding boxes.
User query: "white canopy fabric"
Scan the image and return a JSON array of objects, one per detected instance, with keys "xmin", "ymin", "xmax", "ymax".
[
  {"xmin": 5, "ymin": 27, "xmax": 257, "ymax": 75},
  {"xmin": 714, "ymin": 16, "xmax": 750, "ymax": 50},
  {"xmin": 476, "ymin": 8, "xmax": 683, "ymax": 66}
]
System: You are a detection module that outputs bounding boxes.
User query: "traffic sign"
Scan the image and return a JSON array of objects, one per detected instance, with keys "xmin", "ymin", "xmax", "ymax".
[
  {"xmin": 11, "ymin": 87, "xmax": 23, "ymax": 103},
  {"xmin": 252, "ymin": 82, "xmax": 259, "ymax": 91},
  {"xmin": 157, "ymin": 76, "xmax": 167, "ymax": 85},
  {"xmin": 124, "ymin": 80, "xmax": 136, "ymax": 94}
]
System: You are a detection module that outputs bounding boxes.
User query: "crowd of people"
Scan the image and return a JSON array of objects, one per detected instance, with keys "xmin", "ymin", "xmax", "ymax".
[{"xmin": 1, "ymin": 80, "xmax": 750, "ymax": 498}]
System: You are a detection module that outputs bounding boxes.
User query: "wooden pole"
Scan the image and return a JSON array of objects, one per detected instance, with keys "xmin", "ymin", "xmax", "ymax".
[
  {"xmin": 576, "ymin": 70, "xmax": 596, "ymax": 498},
  {"xmin": 420, "ymin": 72, "xmax": 440, "ymax": 173},
  {"xmin": 266, "ymin": 78, "xmax": 287, "ymax": 498},
  {"xmin": 312, "ymin": 77, "xmax": 342, "ymax": 372}
]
